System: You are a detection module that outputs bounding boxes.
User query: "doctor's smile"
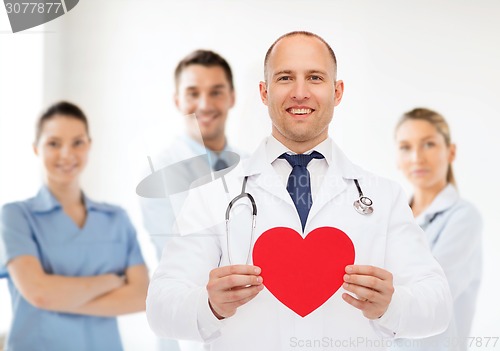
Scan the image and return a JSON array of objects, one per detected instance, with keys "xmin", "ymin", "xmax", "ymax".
[
  {"xmin": 410, "ymin": 169, "xmax": 431, "ymax": 177},
  {"xmin": 194, "ymin": 112, "xmax": 219, "ymax": 126},
  {"xmin": 287, "ymin": 106, "xmax": 315, "ymax": 118},
  {"xmin": 176, "ymin": 61, "xmax": 235, "ymax": 150}
]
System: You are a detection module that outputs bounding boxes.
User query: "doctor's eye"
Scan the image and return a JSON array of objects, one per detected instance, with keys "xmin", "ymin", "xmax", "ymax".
[
  {"xmin": 398, "ymin": 145, "xmax": 411, "ymax": 152},
  {"xmin": 423, "ymin": 141, "xmax": 436, "ymax": 149},
  {"xmin": 73, "ymin": 139, "xmax": 86, "ymax": 147},
  {"xmin": 277, "ymin": 76, "xmax": 292, "ymax": 82},
  {"xmin": 309, "ymin": 75, "xmax": 323, "ymax": 82},
  {"xmin": 47, "ymin": 140, "xmax": 60, "ymax": 148},
  {"xmin": 210, "ymin": 90, "xmax": 223, "ymax": 97},
  {"xmin": 186, "ymin": 91, "xmax": 199, "ymax": 99}
]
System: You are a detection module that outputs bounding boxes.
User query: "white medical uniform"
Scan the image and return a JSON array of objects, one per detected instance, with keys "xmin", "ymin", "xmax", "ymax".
[
  {"xmin": 139, "ymin": 134, "xmax": 245, "ymax": 351},
  {"xmin": 139, "ymin": 135, "xmax": 243, "ymax": 258},
  {"xmin": 146, "ymin": 136, "xmax": 452, "ymax": 351},
  {"xmin": 391, "ymin": 184, "xmax": 482, "ymax": 351}
]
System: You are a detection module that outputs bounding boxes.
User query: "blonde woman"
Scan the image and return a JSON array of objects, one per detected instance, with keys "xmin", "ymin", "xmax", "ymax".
[
  {"xmin": 0, "ymin": 102, "xmax": 149, "ymax": 351},
  {"xmin": 394, "ymin": 107, "xmax": 482, "ymax": 351}
]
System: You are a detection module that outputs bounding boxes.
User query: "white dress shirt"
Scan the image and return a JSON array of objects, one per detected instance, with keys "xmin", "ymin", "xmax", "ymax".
[{"xmin": 267, "ymin": 135, "xmax": 330, "ymax": 202}]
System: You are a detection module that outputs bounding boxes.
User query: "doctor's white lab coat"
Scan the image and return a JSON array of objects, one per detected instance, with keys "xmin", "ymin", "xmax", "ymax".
[
  {"xmin": 391, "ymin": 184, "xmax": 482, "ymax": 351},
  {"xmin": 146, "ymin": 137, "xmax": 452, "ymax": 351}
]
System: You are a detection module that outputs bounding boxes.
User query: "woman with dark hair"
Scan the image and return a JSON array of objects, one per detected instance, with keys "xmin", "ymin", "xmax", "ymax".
[
  {"xmin": 0, "ymin": 101, "xmax": 149, "ymax": 351},
  {"xmin": 394, "ymin": 107, "xmax": 482, "ymax": 351}
]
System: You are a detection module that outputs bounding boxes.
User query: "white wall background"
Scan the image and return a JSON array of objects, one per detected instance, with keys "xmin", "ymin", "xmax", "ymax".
[{"xmin": 1, "ymin": 0, "xmax": 499, "ymax": 349}]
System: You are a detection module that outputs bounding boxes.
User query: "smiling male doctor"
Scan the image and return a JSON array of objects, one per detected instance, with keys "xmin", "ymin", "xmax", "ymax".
[{"xmin": 146, "ymin": 31, "xmax": 452, "ymax": 351}]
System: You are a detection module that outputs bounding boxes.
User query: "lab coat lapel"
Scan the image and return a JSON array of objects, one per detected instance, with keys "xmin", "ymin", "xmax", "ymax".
[
  {"xmin": 254, "ymin": 171, "xmax": 294, "ymax": 206},
  {"xmin": 415, "ymin": 184, "xmax": 459, "ymax": 235},
  {"xmin": 307, "ymin": 141, "xmax": 363, "ymax": 222},
  {"xmin": 307, "ymin": 167, "xmax": 348, "ymax": 221},
  {"xmin": 240, "ymin": 139, "xmax": 295, "ymax": 207}
]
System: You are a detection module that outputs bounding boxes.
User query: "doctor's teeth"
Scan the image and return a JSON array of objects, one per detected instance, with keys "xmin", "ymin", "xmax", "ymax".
[{"xmin": 290, "ymin": 108, "xmax": 312, "ymax": 115}]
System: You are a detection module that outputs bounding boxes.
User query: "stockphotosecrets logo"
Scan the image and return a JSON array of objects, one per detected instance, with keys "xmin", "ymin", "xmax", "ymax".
[{"xmin": 3, "ymin": 0, "xmax": 79, "ymax": 33}]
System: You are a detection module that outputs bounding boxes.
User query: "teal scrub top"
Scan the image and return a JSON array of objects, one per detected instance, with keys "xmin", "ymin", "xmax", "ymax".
[{"xmin": 0, "ymin": 186, "xmax": 145, "ymax": 351}]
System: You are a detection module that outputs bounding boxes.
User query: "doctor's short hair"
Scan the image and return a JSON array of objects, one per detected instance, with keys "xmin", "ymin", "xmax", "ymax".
[
  {"xmin": 174, "ymin": 49, "xmax": 234, "ymax": 91},
  {"xmin": 263, "ymin": 31, "xmax": 338, "ymax": 82},
  {"xmin": 35, "ymin": 101, "xmax": 89, "ymax": 144},
  {"xmin": 396, "ymin": 107, "xmax": 456, "ymax": 186}
]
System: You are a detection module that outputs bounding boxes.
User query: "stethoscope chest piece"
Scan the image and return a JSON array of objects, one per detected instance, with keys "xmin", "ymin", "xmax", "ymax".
[
  {"xmin": 353, "ymin": 179, "xmax": 374, "ymax": 215},
  {"xmin": 353, "ymin": 196, "xmax": 373, "ymax": 215}
]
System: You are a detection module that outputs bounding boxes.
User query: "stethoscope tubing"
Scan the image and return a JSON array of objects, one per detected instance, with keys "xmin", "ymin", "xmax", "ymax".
[
  {"xmin": 225, "ymin": 177, "xmax": 373, "ymax": 264},
  {"xmin": 225, "ymin": 176, "xmax": 257, "ymax": 265},
  {"xmin": 225, "ymin": 177, "xmax": 257, "ymax": 221}
]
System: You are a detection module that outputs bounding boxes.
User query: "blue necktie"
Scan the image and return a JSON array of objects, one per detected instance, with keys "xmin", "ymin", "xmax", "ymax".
[
  {"xmin": 279, "ymin": 151, "xmax": 325, "ymax": 231},
  {"xmin": 213, "ymin": 158, "xmax": 228, "ymax": 171}
]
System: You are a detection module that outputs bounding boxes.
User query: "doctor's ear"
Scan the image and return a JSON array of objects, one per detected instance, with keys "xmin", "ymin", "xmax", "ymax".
[
  {"xmin": 448, "ymin": 143, "xmax": 456, "ymax": 163},
  {"xmin": 32, "ymin": 143, "xmax": 39, "ymax": 156},
  {"xmin": 259, "ymin": 81, "xmax": 268, "ymax": 106},
  {"xmin": 334, "ymin": 80, "xmax": 344, "ymax": 106},
  {"xmin": 173, "ymin": 93, "xmax": 180, "ymax": 109}
]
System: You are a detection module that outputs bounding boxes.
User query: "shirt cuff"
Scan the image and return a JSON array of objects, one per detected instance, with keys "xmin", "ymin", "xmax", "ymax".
[{"xmin": 197, "ymin": 288, "xmax": 224, "ymax": 342}]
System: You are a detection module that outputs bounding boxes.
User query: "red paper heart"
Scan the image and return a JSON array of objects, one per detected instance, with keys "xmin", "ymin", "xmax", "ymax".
[{"xmin": 253, "ymin": 226, "xmax": 355, "ymax": 317}]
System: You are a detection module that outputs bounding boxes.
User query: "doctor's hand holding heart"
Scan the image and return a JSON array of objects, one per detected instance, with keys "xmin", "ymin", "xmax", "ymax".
[
  {"xmin": 207, "ymin": 265, "xmax": 264, "ymax": 319},
  {"xmin": 207, "ymin": 256, "xmax": 395, "ymax": 321},
  {"xmin": 147, "ymin": 31, "xmax": 452, "ymax": 351},
  {"xmin": 342, "ymin": 265, "xmax": 394, "ymax": 319}
]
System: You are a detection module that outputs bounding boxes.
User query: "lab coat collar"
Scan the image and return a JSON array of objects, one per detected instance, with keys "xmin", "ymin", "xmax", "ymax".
[
  {"xmin": 307, "ymin": 139, "xmax": 366, "ymax": 222},
  {"xmin": 179, "ymin": 134, "xmax": 232, "ymax": 169},
  {"xmin": 265, "ymin": 135, "xmax": 333, "ymax": 166},
  {"xmin": 179, "ymin": 134, "xmax": 229, "ymax": 153},
  {"xmin": 414, "ymin": 184, "xmax": 460, "ymax": 226},
  {"xmin": 236, "ymin": 136, "xmax": 366, "ymax": 215},
  {"xmin": 240, "ymin": 136, "xmax": 365, "ymax": 180},
  {"xmin": 30, "ymin": 186, "xmax": 113, "ymax": 214}
]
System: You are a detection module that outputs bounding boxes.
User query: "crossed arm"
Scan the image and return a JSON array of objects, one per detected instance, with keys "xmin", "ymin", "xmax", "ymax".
[{"xmin": 8, "ymin": 255, "xmax": 149, "ymax": 316}]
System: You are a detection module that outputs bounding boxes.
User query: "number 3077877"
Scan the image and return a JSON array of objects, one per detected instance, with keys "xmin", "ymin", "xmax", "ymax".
[{"xmin": 5, "ymin": 2, "xmax": 63, "ymax": 14}]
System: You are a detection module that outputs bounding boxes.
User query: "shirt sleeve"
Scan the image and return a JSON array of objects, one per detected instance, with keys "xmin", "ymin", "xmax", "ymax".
[
  {"xmin": 0, "ymin": 203, "xmax": 40, "ymax": 269},
  {"xmin": 146, "ymin": 182, "xmax": 225, "ymax": 342},
  {"xmin": 371, "ymin": 182, "xmax": 453, "ymax": 339},
  {"xmin": 119, "ymin": 209, "xmax": 145, "ymax": 268},
  {"xmin": 431, "ymin": 202, "xmax": 483, "ymax": 300}
]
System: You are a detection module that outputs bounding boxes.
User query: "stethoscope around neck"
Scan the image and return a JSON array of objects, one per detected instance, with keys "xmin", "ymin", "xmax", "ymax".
[{"xmin": 224, "ymin": 176, "xmax": 373, "ymax": 265}]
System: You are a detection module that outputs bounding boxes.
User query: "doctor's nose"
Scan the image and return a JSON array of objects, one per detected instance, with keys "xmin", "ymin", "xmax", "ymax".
[
  {"xmin": 59, "ymin": 145, "xmax": 75, "ymax": 160},
  {"xmin": 290, "ymin": 81, "xmax": 311, "ymax": 101},
  {"xmin": 410, "ymin": 148, "xmax": 425, "ymax": 163},
  {"xmin": 197, "ymin": 93, "xmax": 213, "ymax": 111}
]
